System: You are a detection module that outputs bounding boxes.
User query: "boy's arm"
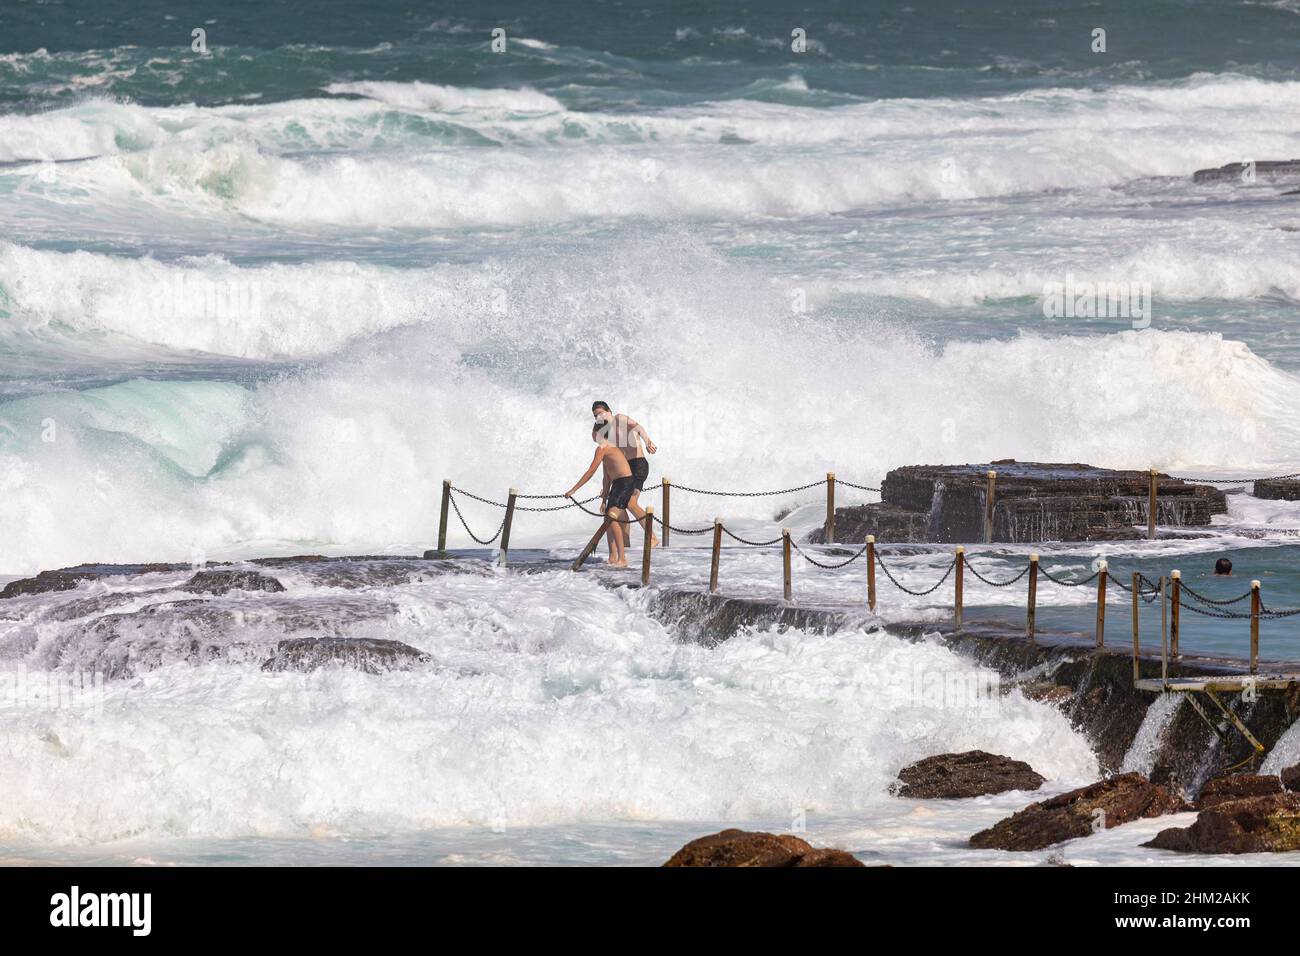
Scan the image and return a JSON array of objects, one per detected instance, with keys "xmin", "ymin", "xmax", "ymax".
[
  {"xmin": 626, "ymin": 416, "xmax": 657, "ymax": 455},
  {"xmin": 564, "ymin": 449, "xmax": 604, "ymax": 498}
]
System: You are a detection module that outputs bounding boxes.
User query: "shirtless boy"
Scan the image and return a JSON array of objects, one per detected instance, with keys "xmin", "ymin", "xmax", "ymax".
[{"xmin": 564, "ymin": 420, "xmax": 636, "ymax": 567}]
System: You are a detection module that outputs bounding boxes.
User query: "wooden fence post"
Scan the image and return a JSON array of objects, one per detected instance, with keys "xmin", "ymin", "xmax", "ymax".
[
  {"xmin": 1160, "ymin": 576, "xmax": 1168, "ymax": 687},
  {"xmin": 1170, "ymin": 569, "xmax": 1181, "ymax": 657},
  {"xmin": 437, "ymin": 479, "xmax": 451, "ymax": 554},
  {"xmin": 825, "ymin": 473, "xmax": 836, "ymax": 544},
  {"xmin": 954, "ymin": 546, "xmax": 964, "ymax": 630},
  {"xmin": 1148, "ymin": 469, "xmax": 1158, "ymax": 540},
  {"xmin": 709, "ymin": 519, "xmax": 722, "ymax": 593},
  {"xmin": 1251, "ymin": 579, "xmax": 1261, "ymax": 675},
  {"xmin": 782, "ymin": 529, "xmax": 792, "ymax": 602},
  {"xmin": 866, "ymin": 535, "xmax": 877, "ymax": 612},
  {"xmin": 572, "ymin": 515, "xmax": 613, "ymax": 571},
  {"xmin": 498, "ymin": 488, "xmax": 518, "ymax": 565},
  {"xmin": 662, "ymin": 478, "xmax": 671, "ymax": 548},
  {"xmin": 1131, "ymin": 571, "xmax": 1141, "ymax": 684},
  {"xmin": 1027, "ymin": 553, "xmax": 1039, "ymax": 642},
  {"xmin": 985, "ymin": 470, "xmax": 996, "ymax": 544},
  {"xmin": 1095, "ymin": 560, "xmax": 1108, "ymax": 647},
  {"xmin": 641, "ymin": 507, "xmax": 654, "ymax": 585}
]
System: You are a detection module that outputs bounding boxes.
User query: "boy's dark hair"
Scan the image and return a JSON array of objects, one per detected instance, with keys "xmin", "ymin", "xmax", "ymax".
[
  {"xmin": 1215, "ymin": 557, "xmax": 1233, "ymax": 575},
  {"xmin": 592, "ymin": 400, "xmax": 611, "ymax": 413},
  {"xmin": 593, "ymin": 421, "xmax": 611, "ymax": 439}
]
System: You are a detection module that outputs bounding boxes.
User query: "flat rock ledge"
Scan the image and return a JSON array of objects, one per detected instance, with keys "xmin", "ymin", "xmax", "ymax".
[
  {"xmin": 1196, "ymin": 773, "xmax": 1287, "ymax": 810},
  {"xmin": 893, "ymin": 750, "xmax": 1044, "ymax": 799},
  {"xmin": 1143, "ymin": 793, "xmax": 1300, "ymax": 854},
  {"xmin": 969, "ymin": 773, "xmax": 1189, "ymax": 851},
  {"xmin": 811, "ymin": 461, "xmax": 1225, "ymax": 544},
  {"xmin": 1254, "ymin": 478, "xmax": 1300, "ymax": 501},
  {"xmin": 261, "ymin": 637, "xmax": 430, "ymax": 674},
  {"xmin": 663, "ymin": 829, "xmax": 864, "ymax": 867}
]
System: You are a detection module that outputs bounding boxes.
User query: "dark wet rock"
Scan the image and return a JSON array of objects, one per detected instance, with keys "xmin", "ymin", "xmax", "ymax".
[
  {"xmin": 1, "ymin": 570, "xmax": 92, "ymax": 599},
  {"xmin": 893, "ymin": 750, "xmax": 1044, "ymax": 799},
  {"xmin": 1254, "ymin": 478, "xmax": 1300, "ymax": 501},
  {"xmin": 1196, "ymin": 774, "xmax": 1284, "ymax": 810},
  {"xmin": 663, "ymin": 829, "xmax": 864, "ymax": 867},
  {"xmin": 182, "ymin": 569, "xmax": 286, "ymax": 595},
  {"xmin": 260, "ymin": 637, "xmax": 430, "ymax": 674},
  {"xmin": 1144, "ymin": 792, "xmax": 1300, "ymax": 854},
  {"xmin": 1014, "ymin": 680, "xmax": 1074, "ymax": 705},
  {"xmin": 1193, "ymin": 159, "xmax": 1300, "ymax": 184},
  {"xmin": 969, "ymin": 773, "xmax": 1189, "ymax": 851},
  {"xmin": 809, "ymin": 461, "xmax": 1224, "ymax": 544},
  {"xmin": 1282, "ymin": 765, "xmax": 1300, "ymax": 792}
]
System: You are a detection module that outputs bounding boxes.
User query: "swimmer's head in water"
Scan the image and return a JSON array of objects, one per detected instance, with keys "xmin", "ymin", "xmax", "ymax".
[{"xmin": 1215, "ymin": 558, "xmax": 1233, "ymax": 575}]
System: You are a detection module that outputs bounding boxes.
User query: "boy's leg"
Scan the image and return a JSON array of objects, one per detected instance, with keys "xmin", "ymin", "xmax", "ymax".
[
  {"xmin": 609, "ymin": 509, "xmax": 627, "ymax": 563},
  {"xmin": 605, "ymin": 510, "xmax": 620, "ymax": 561},
  {"xmin": 626, "ymin": 492, "xmax": 659, "ymax": 546}
]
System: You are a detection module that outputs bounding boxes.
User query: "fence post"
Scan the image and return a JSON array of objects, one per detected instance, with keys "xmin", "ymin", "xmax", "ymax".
[
  {"xmin": 710, "ymin": 519, "xmax": 722, "ymax": 593},
  {"xmin": 641, "ymin": 507, "xmax": 654, "ymax": 585},
  {"xmin": 782, "ymin": 529, "xmax": 793, "ymax": 602},
  {"xmin": 1170, "ymin": 569, "xmax": 1181, "ymax": 657},
  {"xmin": 1148, "ymin": 469, "xmax": 1158, "ymax": 540},
  {"xmin": 572, "ymin": 515, "xmax": 613, "ymax": 571},
  {"xmin": 498, "ymin": 488, "xmax": 518, "ymax": 565},
  {"xmin": 1131, "ymin": 571, "xmax": 1141, "ymax": 684},
  {"xmin": 825, "ymin": 472, "xmax": 836, "ymax": 544},
  {"xmin": 437, "ymin": 479, "xmax": 451, "ymax": 555},
  {"xmin": 662, "ymin": 478, "xmax": 671, "ymax": 548},
  {"xmin": 985, "ymin": 470, "xmax": 997, "ymax": 544},
  {"xmin": 954, "ymin": 546, "xmax": 964, "ymax": 630},
  {"xmin": 1027, "ymin": 553, "xmax": 1038, "ymax": 642},
  {"xmin": 866, "ymin": 535, "xmax": 877, "ymax": 612},
  {"xmin": 1095, "ymin": 560, "xmax": 1108, "ymax": 647},
  {"xmin": 1160, "ymin": 576, "xmax": 1168, "ymax": 687},
  {"xmin": 1250, "ymin": 579, "xmax": 1261, "ymax": 675}
]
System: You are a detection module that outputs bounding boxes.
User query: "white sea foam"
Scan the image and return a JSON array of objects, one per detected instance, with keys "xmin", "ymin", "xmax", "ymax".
[{"xmin": 0, "ymin": 568, "xmax": 1095, "ymax": 842}]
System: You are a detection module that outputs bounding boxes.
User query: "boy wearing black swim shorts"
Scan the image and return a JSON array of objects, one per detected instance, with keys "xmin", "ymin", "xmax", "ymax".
[{"xmin": 564, "ymin": 421, "xmax": 636, "ymax": 567}]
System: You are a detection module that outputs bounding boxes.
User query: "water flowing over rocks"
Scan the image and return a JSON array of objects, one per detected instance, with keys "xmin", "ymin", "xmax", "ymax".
[
  {"xmin": 663, "ymin": 829, "xmax": 864, "ymax": 867},
  {"xmin": 969, "ymin": 773, "xmax": 1189, "ymax": 851},
  {"xmin": 1192, "ymin": 159, "xmax": 1300, "ymax": 184},
  {"xmin": 1143, "ymin": 793, "xmax": 1300, "ymax": 854},
  {"xmin": 809, "ymin": 461, "xmax": 1225, "ymax": 544},
  {"xmin": 182, "ymin": 569, "xmax": 287, "ymax": 595},
  {"xmin": 892, "ymin": 750, "xmax": 1044, "ymax": 799},
  {"xmin": 261, "ymin": 637, "xmax": 430, "ymax": 673}
]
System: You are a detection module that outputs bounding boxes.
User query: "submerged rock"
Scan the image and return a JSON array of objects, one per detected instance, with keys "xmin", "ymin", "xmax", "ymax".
[
  {"xmin": 810, "ymin": 461, "xmax": 1224, "ymax": 544},
  {"xmin": 1283, "ymin": 765, "xmax": 1300, "ymax": 792},
  {"xmin": 893, "ymin": 750, "xmax": 1044, "ymax": 799},
  {"xmin": 663, "ymin": 829, "xmax": 864, "ymax": 867},
  {"xmin": 260, "ymin": 637, "xmax": 430, "ymax": 674},
  {"xmin": 1195, "ymin": 774, "xmax": 1284, "ymax": 810},
  {"xmin": 182, "ymin": 569, "xmax": 286, "ymax": 595},
  {"xmin": 1144, "ymin": 793, "xmax": 1300, "ymax": 854},
  {"xmin": 969, "ymin": 773, "xmax": 1189, "ymax": 851}
]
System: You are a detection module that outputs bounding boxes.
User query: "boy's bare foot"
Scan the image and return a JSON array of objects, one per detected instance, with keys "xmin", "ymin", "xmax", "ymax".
[
  {"xmin": 609, "ymin": 558, "xmax": 629, "ymax": 568},
  {"xmin": 650, "ymin": 535, "xmax": 660, "ymax": 549}
]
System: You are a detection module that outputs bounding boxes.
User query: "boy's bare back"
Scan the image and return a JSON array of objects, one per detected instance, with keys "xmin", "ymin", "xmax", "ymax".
[{"xmin": 599, "ymin": 443, "xmax": 632, "ymax": 480}]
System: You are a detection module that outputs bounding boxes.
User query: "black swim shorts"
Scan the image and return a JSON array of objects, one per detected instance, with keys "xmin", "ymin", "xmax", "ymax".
[
  {"xmin": 629, "ymin": 456, "xmax": 650, "ymax": 491},
  {"xmin": 606, "ymin": 475, "xmax": 635, "ymax": 510}
]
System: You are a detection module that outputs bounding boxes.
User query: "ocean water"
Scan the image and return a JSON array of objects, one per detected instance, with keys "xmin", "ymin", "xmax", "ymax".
[{"xmin": 2, "ymin": 0, "xmax": 1300, "ymax": 865}]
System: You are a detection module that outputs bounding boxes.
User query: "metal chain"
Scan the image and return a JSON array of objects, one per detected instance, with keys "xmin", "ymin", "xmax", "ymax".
[
  {"xmin": 453, "ymin": 486, "xmax": 603, "ymax": 512},
  {"xmin": 835, "ymin": 479, "xmax": 881, "ymax": 492},
  {"xmin": 963, "ymin": 558, "xmax": 1031, "ymax": 588},
  {"xmin": 874, "ymin": 553, "xmax": 958, "ymax": 597},
  {"xmin": 1038, "ymin": 566, "xmax": 1102, "ymax": 588},
  {"xmin": 790, "ymin": 540, "xmax": 870, "ymax": 570},
  {"xmin": 1174, "ymin": 472, "xmax": 1300, "ymax": 484},
  {"xmin": 721, "ymin": 526, "xmax": 784, "ymax": 547},
  {"xmin": 671, "ymin": 479, "xmax": 827, "ymax": 498},
  {"xmin": 1177, "ymin": 581, "xmax": 1254, "ymax": 607},
  {"xmin": 448, "ymin": 492, "xmax": 507, "ymax": 545}
]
